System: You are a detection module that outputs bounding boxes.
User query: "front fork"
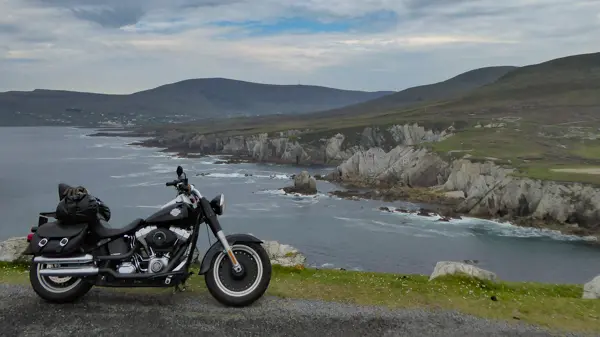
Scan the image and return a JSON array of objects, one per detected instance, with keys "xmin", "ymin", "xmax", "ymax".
[
  {"xmin": 200, "ymin": 198, "xmax": 243, "ymax": 273},
  {"xmin": 216, "ymin": 230, "xmax": 243, "ymax": 273}
]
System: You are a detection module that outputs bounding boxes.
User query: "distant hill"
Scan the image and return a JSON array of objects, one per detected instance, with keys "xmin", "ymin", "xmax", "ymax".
[
  {"xmin": 301, "ymin": 66, "xmax": 517, "ymax": 118},
  {"xmin": 166, "ymin": 52, "xmax": 600, "ymax": 137},
  {"xmin": 0, "ymin": 78, "xmax": 394, "ymax": 126},
  {"xmin": 139, "ymin": 52, "xmax": 600, "ymax": 187},
  {"xmin": 447, "ymin": 52, "xmax": 600, "ymax": 106},
  {"xmin": 283, "ymin": 52, "xmax": 600, "ymax": 127}
]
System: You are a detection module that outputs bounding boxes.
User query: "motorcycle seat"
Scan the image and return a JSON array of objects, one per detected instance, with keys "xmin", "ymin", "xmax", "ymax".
[{"xmin": 93, "ymin": 218, "xmax": 145, "ymax": 239}]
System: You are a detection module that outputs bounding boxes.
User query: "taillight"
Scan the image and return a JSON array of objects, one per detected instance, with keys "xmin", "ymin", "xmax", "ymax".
[{"xmin": 27, "ymin": 233, "xmax": 34, "ymax": 242}]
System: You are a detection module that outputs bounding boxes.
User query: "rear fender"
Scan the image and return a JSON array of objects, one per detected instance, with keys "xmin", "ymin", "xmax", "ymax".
[{"xmin": 198, "ymin": 233, "xmax": 263, "ymax": 275}]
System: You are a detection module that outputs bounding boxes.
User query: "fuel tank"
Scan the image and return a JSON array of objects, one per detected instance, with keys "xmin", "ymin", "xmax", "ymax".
[{"xmin": 144, "ymin": 202, "xmax": 195, "ymax": 228}]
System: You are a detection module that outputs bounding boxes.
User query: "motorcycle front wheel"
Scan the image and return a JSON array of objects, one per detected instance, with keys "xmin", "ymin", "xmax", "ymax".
[{"xmin": 205, "ymin": 242, "xmax": 272, "ymax": 307}]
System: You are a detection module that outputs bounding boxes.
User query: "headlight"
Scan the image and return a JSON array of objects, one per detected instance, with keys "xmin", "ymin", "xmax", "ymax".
[{"xmin": 210, "ymin": 193, "xmax": 225, "ymax": 215}]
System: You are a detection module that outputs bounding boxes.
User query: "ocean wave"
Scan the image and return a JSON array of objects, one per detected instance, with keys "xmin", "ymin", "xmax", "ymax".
[
  {"xmin": 255, "ymin": 189, "xmax": 330, "ymax": 199},
  {"xmin": 484, "ymin": 220, "xmax": 598, "ymax": 242},
  {"xmin": 335, "ymin": 217, "xmax": 462, "ymax": 238},
  {"xmin": 122, "ymin": 181, "xmax": 164, "ymax": 187},
  {"xmin": 254, "ymin": 189, "xmax": 286, "ymax": 196},
  {"xmin": 381, "ymin": 208, "xmax": 597, "ymax": 242},
  {"xmin": 253, "ymin": 174, "xmax": 291, "ymax": 180},
  {"xmin": 195, "ymin": 172, "xmax": 292, "ymax": 180},
  {"xmin": 147, "ymin": 153, "xmax": 176, "ymax": 159},
  {"xmin": 236, "ymin": 202, "xmax": 281, "ymax": 212},
  {"xmin": 199, "ymin": 172, "xmax": 249, "ymax": 178},
  {"xmin": 149, "ymin": 163, "xmax": 175, "ymax": 174},
  {"xmin": 110, "ymin": 171, "xmax": 153, "ymax": 179}
]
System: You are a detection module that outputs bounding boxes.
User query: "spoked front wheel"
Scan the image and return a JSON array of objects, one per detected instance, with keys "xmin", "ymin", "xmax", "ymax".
[{"xmin": 205, "ymin": 243, "xmax": 272, "ymax": 307}]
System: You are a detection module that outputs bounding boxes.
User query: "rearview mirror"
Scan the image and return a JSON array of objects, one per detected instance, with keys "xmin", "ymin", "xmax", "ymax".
[{"xmin": 176, "ymin": 165, "xmax": 184, "ymax": 177}]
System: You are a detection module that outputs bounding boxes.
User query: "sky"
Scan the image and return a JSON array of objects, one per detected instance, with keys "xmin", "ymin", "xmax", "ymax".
[{"xmin": 0, "ymin": 0, "xmax": 599, "ymax": 93}]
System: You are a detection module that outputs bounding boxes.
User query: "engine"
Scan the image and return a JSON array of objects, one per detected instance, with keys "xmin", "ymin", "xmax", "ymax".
[{"xmin": 116, "ymin": 225, "xmax": 192, "ymax": 274}]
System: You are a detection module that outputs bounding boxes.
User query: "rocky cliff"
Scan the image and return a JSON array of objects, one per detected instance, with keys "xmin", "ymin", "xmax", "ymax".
[
  {"xmin": 332, "ymin": 146, "xmax": 600, "ymax": 235},
  {"xmin": 141, "ymin": 123, "xmax": 454, "ymax": 164}
]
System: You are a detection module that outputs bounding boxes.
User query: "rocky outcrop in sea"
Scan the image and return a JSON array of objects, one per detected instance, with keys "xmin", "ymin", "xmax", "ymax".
[{"xmin": 329, "ymin": 145, "xmax": 600, "ymax": 237}]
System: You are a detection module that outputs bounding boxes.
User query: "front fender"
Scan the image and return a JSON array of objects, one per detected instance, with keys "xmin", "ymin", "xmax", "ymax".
[{"xmin": 198, "ymin": 233, "xmax": 263, "ymax": 275}]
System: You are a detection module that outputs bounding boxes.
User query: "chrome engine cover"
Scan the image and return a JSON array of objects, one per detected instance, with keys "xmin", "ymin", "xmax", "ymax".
[
  {"xmin": 133, "ymin": 226, "xmax": 193, "ymax": 274},
  {"xmin": 117, "ymin": 262, "xmax": 136, "ymax": 274},
  {"xmin": 148, "ymin": 257, "xmax": 169, "ymax": 273}
]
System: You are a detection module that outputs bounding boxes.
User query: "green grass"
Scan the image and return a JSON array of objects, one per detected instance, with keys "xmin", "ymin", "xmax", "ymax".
[
  {"xmin": 2, "ymin": 262, "xmax": 599, "ymax": 334},
  {"xmin": 425, "ymin": 123, "xmax": 600, "ymax": 185}
]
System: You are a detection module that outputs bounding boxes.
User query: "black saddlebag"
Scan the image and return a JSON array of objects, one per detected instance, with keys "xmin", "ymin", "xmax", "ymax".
[{"xmin": 27, "ymin": 221, "xmax": 88, "ymax": 256}]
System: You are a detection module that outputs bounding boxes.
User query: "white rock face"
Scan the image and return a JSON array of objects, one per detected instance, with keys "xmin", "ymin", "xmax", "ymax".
[
  {"xmin": 261, "ymin": 240, "xmax": 307, "ymax": 267},
  {"xmin": 388, "ymin": 123, "xmax": 453, "ymax": 145},
  {"xmin": 444, "ymin": 159, "xmax": 600, "ymax": 226},
  {"xmin": 583, "ymin": 275, "xmax": 600, "ymax": 299},
  {"xmin": 429, "ymin": 261, "xmax": 497, "ymax": 282},
  {"xmin": 0, "ymin": 237, "xmax": 29, "ymax": 263},
  {"xmin": 166, "ymin": 123, "xmax": 452, "ymax": 164},
  {"xmin": 337, "ymin": 146, "xmax": 450, "ymax": 187}
]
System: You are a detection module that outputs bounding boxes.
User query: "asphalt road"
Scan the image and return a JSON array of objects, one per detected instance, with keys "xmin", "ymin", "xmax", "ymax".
[{"xmin": 0, "ymin": 284, "xmax": 584, "ymax": 337}]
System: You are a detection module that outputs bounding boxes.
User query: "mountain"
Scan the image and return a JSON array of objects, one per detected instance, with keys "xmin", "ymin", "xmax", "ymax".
[
  {"xmin": 0, "ymin": 78, "xmax": 394, "ymax": 126},
  {"xmin": 264, "ymin": 52, "xmax": 600, "ymax": 129},
  {"xmin": 178, "ymin": 65, "xmax": 520, "ymax": 135},
  {"xmin": 137, "ymin": 52, "xmax": 600, "ymax": 188},
  {"xmin": 447, "ymin": 52, "xmax": 600, "ymax": 106},
  {"xmin": 303, "ymin": 66, "xmax": 517, "ymax": 118},
  {"xmin": 162, "ymin": 52, "xmax": 600, "ymax": 142}
]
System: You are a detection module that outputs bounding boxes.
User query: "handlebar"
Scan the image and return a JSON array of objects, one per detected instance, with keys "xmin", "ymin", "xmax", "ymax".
[
  {"xmin": 166, "ymin": 169, "xmax": 190, "ymax": 190},
  {"xmin": 165, "ymin": 176, "xmax": 189, "ymax": 187},
  {"xmin": 165, "ymin": 180, "xmax": 179, "ymax": 187}
]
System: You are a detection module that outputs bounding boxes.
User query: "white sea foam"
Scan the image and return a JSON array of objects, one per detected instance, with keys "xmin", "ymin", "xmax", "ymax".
[
  {"xmin": 255, "ymin": 189, "xmax": 330, "ymax": 200},
  {"xmin": 110, "ymin": 171, "xmax": 153, "ymax": 179},
  {"xmin": 123, "ymin": 181, "xmax": 163, "ymax": 187},
  {"xmin": 200, "ymin": 172, "xmax": 248, "ymax": 178},
  {"xmin": 380, "ymin": 207, "xmax": 597, "ymax": 242}
]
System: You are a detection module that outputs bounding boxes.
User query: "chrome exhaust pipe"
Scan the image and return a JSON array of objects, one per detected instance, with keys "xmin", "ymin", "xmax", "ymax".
[
  {"xmin": 33, "ymin": 254, "xmax": 94, "ymax": 265},
  {"xmin": 39, "ymin": 267, "xmax": 99, "ymax": 277}
]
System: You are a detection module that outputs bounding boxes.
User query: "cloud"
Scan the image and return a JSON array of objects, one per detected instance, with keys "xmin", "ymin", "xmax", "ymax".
[{"xmin": 0, "ymin": 0, "xmax": 599, "ymax": 93}]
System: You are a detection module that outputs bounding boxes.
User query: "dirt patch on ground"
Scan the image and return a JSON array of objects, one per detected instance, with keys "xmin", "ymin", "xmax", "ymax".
[{"xmin": 551, "ymin": 168, "xmax": 600, "ymax": 175}]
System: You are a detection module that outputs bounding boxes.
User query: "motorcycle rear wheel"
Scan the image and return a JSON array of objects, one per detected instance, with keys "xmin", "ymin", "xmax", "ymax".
[
  {"xmin": 204, "ymin": 242, "xmax": 271, "ymax": 307},
  {"xmin": 29, "ymin": 261, "xmax": 93, "ymax": 303}
]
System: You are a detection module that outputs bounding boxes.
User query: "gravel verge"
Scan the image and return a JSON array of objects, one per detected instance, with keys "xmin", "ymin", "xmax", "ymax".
[{"xmin": 0, "ymin": 284, "xmax": 584, "ymax": 337}]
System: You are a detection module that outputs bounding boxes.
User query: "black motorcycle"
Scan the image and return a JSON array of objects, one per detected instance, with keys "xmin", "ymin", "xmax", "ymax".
[{"xmin": 25, "ymin": 165, "xmax": 272, "ymax": 307}]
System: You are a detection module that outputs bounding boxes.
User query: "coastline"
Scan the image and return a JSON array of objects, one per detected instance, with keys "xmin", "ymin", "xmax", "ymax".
[{"xmin": 85, "ymin": 128, "xmax": 600, "ymax": 243}]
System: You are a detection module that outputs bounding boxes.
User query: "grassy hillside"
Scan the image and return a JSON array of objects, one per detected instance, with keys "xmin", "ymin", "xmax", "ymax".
[
  {"xmin": 141, "ymin": 66, "xmax": 519, "ymax": 136},
  {"xmin": 0, "ymin": 78, "xmax": 393, "ymax": 127},
  {"xmin": 302, "ymin": 66, "xmax": 517, "ymax": 119},
  {"xmin": 146, "ymin": 52, "xmax": 600, "ymax": 184}
]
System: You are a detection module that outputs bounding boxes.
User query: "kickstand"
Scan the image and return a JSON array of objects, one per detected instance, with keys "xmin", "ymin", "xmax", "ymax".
[
  {"xmin": 172, "ymin": 272, "xmax": 194, "ymax": 294},
  {"xmin": 173, "ymin": 283, "xmax": 187, "ymax": 293}
]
